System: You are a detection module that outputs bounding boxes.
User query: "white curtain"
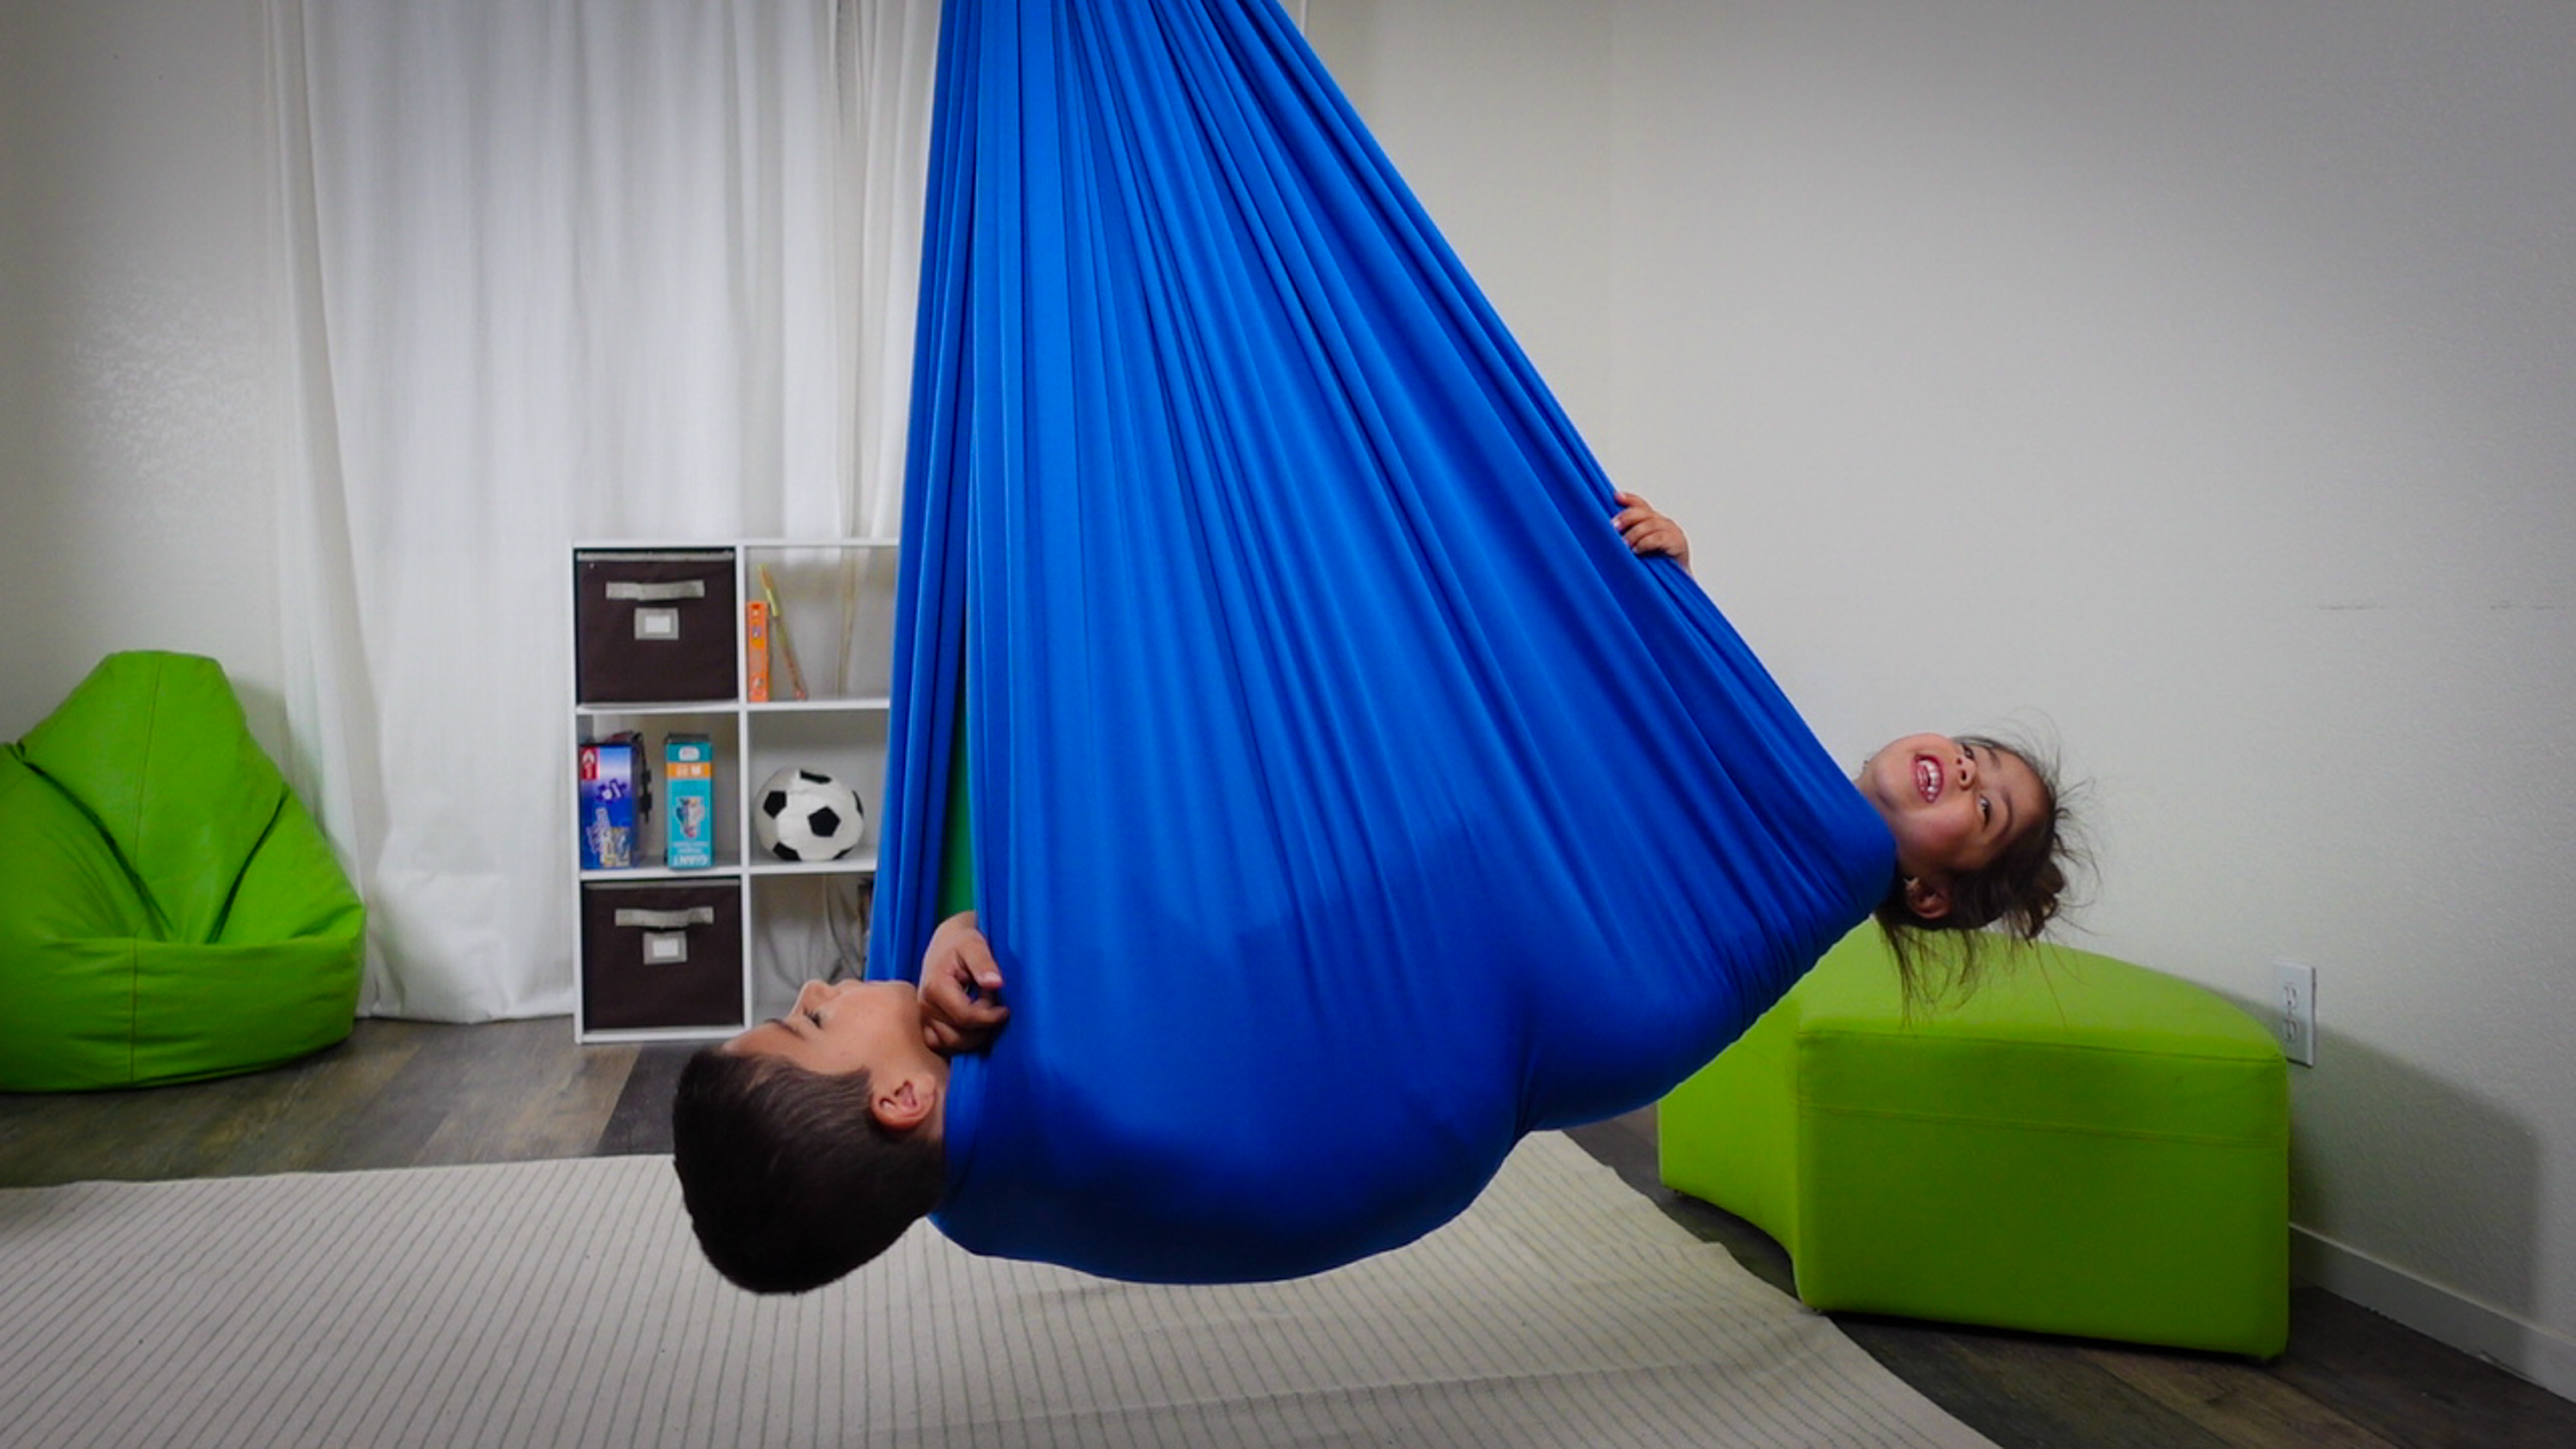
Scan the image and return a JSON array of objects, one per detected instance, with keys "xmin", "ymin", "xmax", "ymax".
[{"xmin": 268, "ymin": 0, "xmax": 942, "ymax": 1019}]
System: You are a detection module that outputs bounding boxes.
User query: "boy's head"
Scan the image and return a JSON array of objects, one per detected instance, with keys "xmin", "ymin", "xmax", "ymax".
[{"xmin": 670, "ymin": 979, "xmax": 950, "ymax": 1294}]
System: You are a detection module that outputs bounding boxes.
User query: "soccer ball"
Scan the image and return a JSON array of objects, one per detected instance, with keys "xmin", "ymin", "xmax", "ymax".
[{"xmin": 753, "ymin": 767, "xmax": 865, "ymax": 862}]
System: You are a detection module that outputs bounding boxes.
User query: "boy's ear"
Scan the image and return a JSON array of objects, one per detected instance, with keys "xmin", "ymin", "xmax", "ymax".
[
  {"xmin": 871, "ymin": 1073, "xmax": 937, "ymax": 1133},
  {"xmin": 1902, "ymin": 873, "xmax": 1953, "ymax": 923}
]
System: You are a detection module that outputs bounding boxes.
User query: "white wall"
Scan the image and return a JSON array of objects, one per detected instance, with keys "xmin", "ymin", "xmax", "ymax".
[
  {"xmin": 8, "ymin": 0, "xmax": 2572, "ymax": 1397},
  {"xmin": 0, "ymin": 0, "xmax": 285, "ymax": 750},
  {"xmin": 1312, "ymin": 0, "xmax": 2576, "ymax": 1395}
]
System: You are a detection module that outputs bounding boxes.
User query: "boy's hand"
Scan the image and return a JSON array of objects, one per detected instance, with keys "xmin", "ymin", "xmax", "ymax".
[
  {"xmin": 1612, "ymin": 491, "xmax": 1692, "ymax": 574},
  {"xmin": 919, "ymin": 912, "xmax": 1009, "ymax": 1055}
]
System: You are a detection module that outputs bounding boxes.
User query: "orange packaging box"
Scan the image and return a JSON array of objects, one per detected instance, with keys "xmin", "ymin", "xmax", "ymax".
[{"xmin": 745, "ymin": 599, "xmax": 771, "ymax": 702}]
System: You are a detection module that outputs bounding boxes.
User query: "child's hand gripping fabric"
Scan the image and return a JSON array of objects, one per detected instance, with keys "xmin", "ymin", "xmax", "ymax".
[
  {"xmin": 1613, "ymin": 491, "xmax": 1693, "ymax": 573},
  {"xmin": 919, "ymin": 911, "xmax": 1010, "ymax": 1056}
]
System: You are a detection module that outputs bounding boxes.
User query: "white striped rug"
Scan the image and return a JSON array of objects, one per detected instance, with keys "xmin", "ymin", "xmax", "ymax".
[{"xmin": 0, "ymin": 1132, "xmax": 1991, "ymax": 1449}]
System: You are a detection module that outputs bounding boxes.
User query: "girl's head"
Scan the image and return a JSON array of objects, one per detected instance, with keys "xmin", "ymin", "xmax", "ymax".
[{"xmin": 1854, "ymin": 731, "xmax": 2079, "ymax": 1002}]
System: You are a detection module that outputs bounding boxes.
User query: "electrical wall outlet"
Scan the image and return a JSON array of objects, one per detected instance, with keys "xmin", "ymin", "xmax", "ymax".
[{"xmin": 2274, "ymin": 961, "xmax": 2317, "ymax": 1066}]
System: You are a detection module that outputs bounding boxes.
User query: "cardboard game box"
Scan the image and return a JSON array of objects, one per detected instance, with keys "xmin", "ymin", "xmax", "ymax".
[
  {"xmin": 745, "ymin": 599, "xmax": 771, "ymax": 702},
  {"xmin": 578, "ymin": 733, "xmax": 647, "ymax": 870},
  {"xmin": 665, "ymin": 734, "xmax": 716, "ymax": 870}
]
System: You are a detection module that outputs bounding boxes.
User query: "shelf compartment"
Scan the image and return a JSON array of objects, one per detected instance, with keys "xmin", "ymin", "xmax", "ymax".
[
  {"xmin": 578, "ymin": 878, "xmax": 747, "ymax": 1034},
  {"xmin": 573, "ymin": 548, "xmax": 739, "ymax": 704}
]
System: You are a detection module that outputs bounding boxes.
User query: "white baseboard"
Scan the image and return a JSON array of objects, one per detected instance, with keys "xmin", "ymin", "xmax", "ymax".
[{"xmin": 2293, "ymin": 1225, "xmax": 2576, "ymax": 1402}]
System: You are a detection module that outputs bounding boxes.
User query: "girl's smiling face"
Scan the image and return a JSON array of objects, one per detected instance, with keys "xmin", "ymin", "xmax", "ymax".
[{"xmin": 1855, "ymin": 733, "xmax": 2045, "ymax": 920}]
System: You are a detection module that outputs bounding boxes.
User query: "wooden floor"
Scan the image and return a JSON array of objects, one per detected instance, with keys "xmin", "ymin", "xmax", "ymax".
[{"xmin": 3, "ymin": 1018, "xmax": 2567, "ymax": 1448}]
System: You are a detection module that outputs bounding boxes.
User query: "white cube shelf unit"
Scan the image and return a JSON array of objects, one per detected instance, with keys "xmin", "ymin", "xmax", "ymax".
[{"xmin": 568, "ymin": 539, "xmax": 901, "ymax": 1042}]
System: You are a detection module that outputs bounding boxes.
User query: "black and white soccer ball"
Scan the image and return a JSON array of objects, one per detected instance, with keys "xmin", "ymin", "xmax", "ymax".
[{"xmin": 753, "ymin": 767, "xmax": 865, "ymax": 862}]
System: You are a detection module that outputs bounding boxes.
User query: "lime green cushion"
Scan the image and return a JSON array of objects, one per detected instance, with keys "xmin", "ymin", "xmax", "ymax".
[
  {"xmin": 0, "ymin": 652, "xmax": 364, "ymax": 1091},
  {"xmin": 1660, "ymin": 926, "xmax": 2288, "ymax": 1357}
]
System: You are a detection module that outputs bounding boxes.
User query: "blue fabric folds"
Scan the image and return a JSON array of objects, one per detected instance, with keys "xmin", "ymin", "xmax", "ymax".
[{"xmin": 870, "ymin": 0, "xmax": 1896, "ymax": 1282}]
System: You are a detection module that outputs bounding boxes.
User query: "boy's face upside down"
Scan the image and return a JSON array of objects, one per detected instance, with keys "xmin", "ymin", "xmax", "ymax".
[{"xmin": 729, "ymin": 978, "xmax": 950, "ymax": 1135}]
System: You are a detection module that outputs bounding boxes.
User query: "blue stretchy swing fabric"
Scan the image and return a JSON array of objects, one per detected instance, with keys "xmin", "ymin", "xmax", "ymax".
[{"xmin": 868, "ymin": 0, "xmax": 1896, "ymax": 1283}]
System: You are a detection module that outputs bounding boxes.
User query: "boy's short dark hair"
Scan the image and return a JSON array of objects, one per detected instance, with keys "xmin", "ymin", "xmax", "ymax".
[{"xmin": 670, "ymin": 1045, "xmax": 947, "ymax": 1294}]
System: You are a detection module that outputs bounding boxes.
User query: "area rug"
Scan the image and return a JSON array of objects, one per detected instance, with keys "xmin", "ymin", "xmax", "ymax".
[{"xmin": 0, "ymin": 1132, "xmax": 1992, "ymax": 1449}]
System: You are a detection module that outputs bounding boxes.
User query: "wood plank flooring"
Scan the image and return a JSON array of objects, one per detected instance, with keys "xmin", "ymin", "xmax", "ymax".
[{"xmin": 3, "ymin": 1017, "xmax": 2567, "ymax": 1448}]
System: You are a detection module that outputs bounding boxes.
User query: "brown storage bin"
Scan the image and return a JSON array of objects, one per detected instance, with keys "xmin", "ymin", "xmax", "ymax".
[
  {"xmin": 574, "ymin": 549, "xmax": 738, "ymax": 703},
  {"xmin": 580, "ymin": 880, "xmax": 744, "ymax": 1031}
]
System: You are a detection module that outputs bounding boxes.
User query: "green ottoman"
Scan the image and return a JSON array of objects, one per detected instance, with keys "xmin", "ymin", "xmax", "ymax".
[
  {"xmin": 0, "ymin": 652, "xmax": 365, "ymax": 1091},
  {"xmin": 1660, "ymin": 927, "xmax": 2288, "ymax": 1357}
]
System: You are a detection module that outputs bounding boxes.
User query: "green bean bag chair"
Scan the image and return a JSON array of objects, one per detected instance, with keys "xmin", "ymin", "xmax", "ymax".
[{"xmin": 0, "ymin": 652, "xmax": 364, "ymax": 1091}]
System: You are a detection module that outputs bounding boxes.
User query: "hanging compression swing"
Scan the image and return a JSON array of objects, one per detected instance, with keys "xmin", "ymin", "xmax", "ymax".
[{"xmin": 866, "ymin": 0, "xmax": 1894, "ymax": 1283}]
